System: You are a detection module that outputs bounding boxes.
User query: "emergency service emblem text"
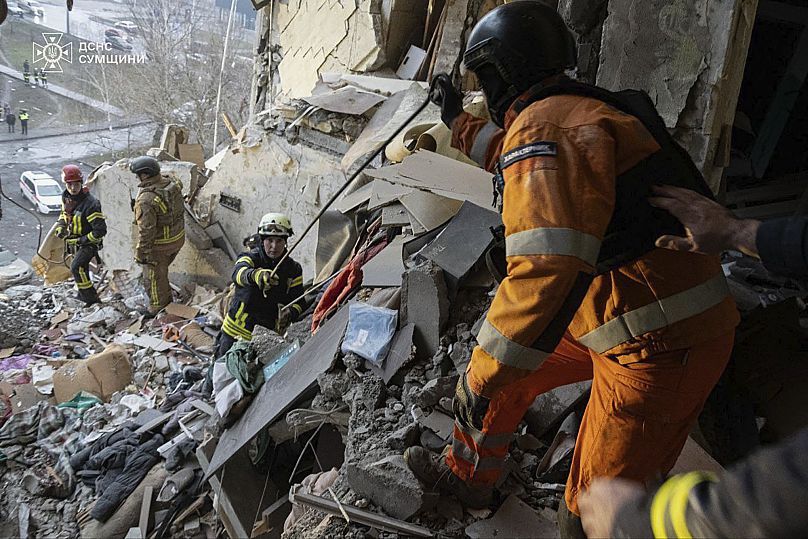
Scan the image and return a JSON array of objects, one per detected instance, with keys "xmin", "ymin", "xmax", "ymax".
[
  {"xmin": 33, "ymin": 32, "xmax": 146, "ymax": 73},
  {"xmin": 32, "ymin": 33, "xmax": 72, "ymax": 73}
]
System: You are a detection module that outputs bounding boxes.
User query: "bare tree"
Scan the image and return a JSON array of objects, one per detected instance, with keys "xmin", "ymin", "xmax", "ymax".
[{"xmin": 79, "ymin": 0, "xmax": 252, "ymax": 155}]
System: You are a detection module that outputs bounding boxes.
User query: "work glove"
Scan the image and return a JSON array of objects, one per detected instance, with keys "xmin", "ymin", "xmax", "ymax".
[
  {"xmin": 65, "ymin": 237, "xmax": 80, "ymax": 248},
  {"xmin": 430, "ymin": 73, "xmax": 463, "ymax": 129},
  {"xmin": 254, "ymin": 269, "xmax": 279, "ymax": 293},
  {"xmin": 275, "ymin": 305, "xmax": 293, "ymax": 335},
  {"xmin": 55, "ymin": 226, "xmax": 68, "ymax": 239},
  {"xmin": 453, "ymin": 372, "xmax": 491, "ymax": 432}
]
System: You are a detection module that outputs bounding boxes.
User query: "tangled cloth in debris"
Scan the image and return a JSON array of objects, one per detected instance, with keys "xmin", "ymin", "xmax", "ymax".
[
  {"xmin": 90, "ymin": 432, "xmax": 165, "ymax": 521},
  {"xmin": 312, "ymin": 234, "xmax": 390, "ymax": 332},
  {"xmin": 0, "ymin": 400, "xmax": 125, "ymax": 498},
  {"xmin": 224, "ymin": 341, "xmax": 264, "ymax": 393}
]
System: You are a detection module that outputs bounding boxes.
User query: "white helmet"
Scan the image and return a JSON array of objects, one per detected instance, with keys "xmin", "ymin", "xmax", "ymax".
[{"xmin": 258, "ymin": 212, "xmax": 293, "ymax": 238}]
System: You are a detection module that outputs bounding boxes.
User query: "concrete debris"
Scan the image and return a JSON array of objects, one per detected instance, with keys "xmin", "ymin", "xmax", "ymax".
[
  {"xmin": 401, "ymin": 261, "xmax": 450, "ymax": 360},
  {"xmin": 346, "ymin": 454, "xmax": 426, "ymax": 520},
  {"xmin": 524, "ymin": 381, "xmax": 592, "ymax": 438},
  {"xmin": 465, "ymin": 494, "xmax": 559, "ymax": 539}
]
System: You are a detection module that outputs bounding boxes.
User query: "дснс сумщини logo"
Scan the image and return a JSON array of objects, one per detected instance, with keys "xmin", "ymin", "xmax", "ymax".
[{"xmin": 33, "ymin": 33, "xmax": 73, "ymax": 73}]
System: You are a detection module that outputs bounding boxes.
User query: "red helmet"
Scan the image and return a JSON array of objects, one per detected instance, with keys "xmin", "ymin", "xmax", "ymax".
[{"xmin": 61, "ymin": 164, "xmax": 83, "ymax": 184}]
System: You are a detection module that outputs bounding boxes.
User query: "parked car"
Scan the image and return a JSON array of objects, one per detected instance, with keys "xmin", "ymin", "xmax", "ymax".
[
  {"xmin": 17, "ymin": 0, "xmax": 44, "ymax": 17},
  {"xmin": 7, "ymin": 2, "xmax": 26, "ymax": 17},
  {"xmin": 0, "ymin": 246, "xmax": 33, "ymax": 289},
  {"xmin": 105, "ymin": 34, "xmax": 133, "ymax": 51},
  {"xmin": 113, "ymin": 20, "xmax": 137, "ymax": 33},
  {"xmin": 104, "ymin": 27, "xmax": 132, "ymax": 42},
  {"xmin": 19, "ymin": 171, "xmax": 62, "ymax": 215}
]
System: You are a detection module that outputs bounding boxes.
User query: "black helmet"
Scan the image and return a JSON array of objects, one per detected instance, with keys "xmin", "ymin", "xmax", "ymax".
[
  {"xmin": 464, "ymin": 1, "xmax": 577, "ymax": 126},
  {"xmin": 129, "ymin": 156, "xmax": 161, "ymax": 177}
]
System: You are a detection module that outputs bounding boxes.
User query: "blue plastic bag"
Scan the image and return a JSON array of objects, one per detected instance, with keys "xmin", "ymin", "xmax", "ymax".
[{"xmin": 341, "ymin": 303, "xmax": 398, "ymax": 366}]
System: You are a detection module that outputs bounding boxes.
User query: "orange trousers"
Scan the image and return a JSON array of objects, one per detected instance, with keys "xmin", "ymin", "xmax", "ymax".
[{"xmin": 447, "ymin": 331, "xmax": 735, "ymax": 514}]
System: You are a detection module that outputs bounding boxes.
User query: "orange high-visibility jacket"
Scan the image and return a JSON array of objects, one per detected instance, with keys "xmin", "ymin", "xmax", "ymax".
[{"xmin": 452, "ymin": 93, "xmax": 740, "ymax": 398}]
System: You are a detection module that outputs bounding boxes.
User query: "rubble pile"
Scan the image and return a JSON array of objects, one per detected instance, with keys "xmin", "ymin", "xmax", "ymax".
[{"xmin": 0, "ymin": 274, "xmax": 307, "ymax": 538}]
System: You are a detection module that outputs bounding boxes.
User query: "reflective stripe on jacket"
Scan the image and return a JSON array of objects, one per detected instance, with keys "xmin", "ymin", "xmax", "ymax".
[
  {"xmin": 134, "ymin": 174, "xmax": 185, "ymax": 260},
  {"xmin": 452, "ymin": 93, "xmax": 739, "ymax": 396}
]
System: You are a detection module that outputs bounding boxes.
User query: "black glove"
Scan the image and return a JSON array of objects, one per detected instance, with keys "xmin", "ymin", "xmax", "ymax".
[
  {"xmin": 453, "ymin": 372, "xmax": 491, "ymax": 431},
  {"xmin": 430, "ymin": 73, "xmax": 463, "ymax": 129},
  {"xmin": 55, "ymin": 226, "xmax": 68, "ymax": 239}
]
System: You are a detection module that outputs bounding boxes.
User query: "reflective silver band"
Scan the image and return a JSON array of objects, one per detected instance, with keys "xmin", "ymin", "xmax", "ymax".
[
  {"xmin": 454, "ymin": 420, "xmax": 514, "ymax": 450},
  {"xmin": 577, "ymin": 273, "xmax": 731, "ymax": 354},
  {"xmin": 452, "ymin": 438, "xmax": 505, "ymax": 472},
  {"xmin": 470, "ymin": 121, "xmax": 501, "ymax": 167},
  {"xmin": 506, "ymin": 227, "xmax": 601, "ymax": 266},
  {"xmin": 477, "ymin": 319, "xmax": 550, "ymax": 371}
]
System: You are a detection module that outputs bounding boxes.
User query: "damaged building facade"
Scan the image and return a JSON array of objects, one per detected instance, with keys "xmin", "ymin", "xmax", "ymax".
[{"xmin": 2, "ymin": 0, "xmax": 808, "ymax": 538}]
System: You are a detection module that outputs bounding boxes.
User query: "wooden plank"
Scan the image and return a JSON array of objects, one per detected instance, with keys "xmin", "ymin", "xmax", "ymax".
[{"xmin": 139, "ymin": 486, "xmax": 153, "ymax": 538}]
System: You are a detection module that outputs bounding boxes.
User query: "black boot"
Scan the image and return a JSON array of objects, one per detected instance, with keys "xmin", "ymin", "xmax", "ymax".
[
  {"xmin": 557, "ymin": 498, "xmax": 587, "ymax": 539},
  {"xmin": 78, "ymin": 287, "xmax": 101, "ymax": 307}
]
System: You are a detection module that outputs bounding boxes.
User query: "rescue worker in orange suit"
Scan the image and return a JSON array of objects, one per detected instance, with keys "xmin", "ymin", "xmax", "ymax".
[
  {"xmin": 214, "ymin": 213, "xmax": 308, "ymax": 359},
  {"xmin": 403, "ymin": 3, "xmax": 740, "ymax": 536},
  {"xmin": 129, "ymin": 156, "xmax": 185, "ymax": 315},
  {"xmin": 55, "ymin": 164, "xmax": 106, "ymax": 306}
]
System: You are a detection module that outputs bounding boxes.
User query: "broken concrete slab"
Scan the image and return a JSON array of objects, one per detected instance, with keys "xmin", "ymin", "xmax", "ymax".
[
  {"xmin": 401, "ymin": 261, "xmax": 449, "ymax": 360},
  {"xmin": 524, "ymin": 381, "xmax": 591, "ymax": 439},
  {"xmin": 465, "ymin": 494, "xmax": 559, "ymax": 539},
  {"xmin": 206, "ymin": 306, "xmax": 350, "ymax": 477},
  {"xmin": 346, "ymin": 454, "xmax": 426, "ymax": 520},
  {"xmin": 303, "ymin": 85, "xmax": 387, "ymax": 115},
  {"xmin": 418, "ymin": 201, "xmax": 503, "ymax": 291},
  {"xmin": 367, "ymin": 323, "xmax": 416, "ymax": 384},
  {"xmin": 418, "ymin": 409, "xmax": 454, "ymax": 441}
]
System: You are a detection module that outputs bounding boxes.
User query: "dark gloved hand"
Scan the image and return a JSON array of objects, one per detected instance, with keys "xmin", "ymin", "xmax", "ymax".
[
  {"xmin": 135, "ymin": 256, "xmax": 155, "ymax": 266},
  {"xmin": 430, "ymin": 73, "xmax": 463, "ymax": 129},
  {"xmin": 55, "ymin": 226, "xmax": 68, "ymax": 239},
  {"xmin": 254, "ymin": 269, "xmax": 279, "ymax": 293},
  {"xmin": 453, "ymin": 372, "xmax": 491, "ymax": 431},
  {"xmin": 65, "ymin": 237, "xmax": 80, "ymax": 248},
  {"xmin": 275, "ymin": 305, "xmax": 293, "ymax": 334}
]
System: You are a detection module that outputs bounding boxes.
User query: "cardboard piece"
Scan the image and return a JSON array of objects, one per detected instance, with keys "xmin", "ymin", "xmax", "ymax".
[
  {"xmin": 206, "ymin": 306, "xmax": 351, "ymax": 477},
  {"xmin": 10, "ymin": 384, "xmax": 49, "ymax": 414},
  {"xmin": 670, "ymin": 436, "xmax": 724, "ymax": 476},
  {"xmin": 52, "ymin": 344, "xmax": 133, "ymax": 403},
  {"xmin": 361, "ymin": 236, "xmax": 408, "ymax": 288},
  {"xmin": 164, "ymin": 303, "xmax": 200, "ymax": 319},
  {"xmin": 466, "ymin": 495, "xmax": 558, "ymax": 539},
  {"xmin": 50, "ymin": 311, "xmax": 70, "ymax": 326},
  {"xmin": 396, "ymin": 45, "xmax": 428, "ymax": 80},
  {"xmin": 303, "ymin": 86, "xmax": 386, "ymax": 115},
  {"xmin": 367, "ymin": 151, "xmax": 493, "ymax": 209},
  {"xmin": 399, "ymin": 190, "xmax": 463, "ymax": 232}
]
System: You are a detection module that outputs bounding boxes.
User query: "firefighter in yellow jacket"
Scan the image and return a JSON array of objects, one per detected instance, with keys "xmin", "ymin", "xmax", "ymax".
[
  {"xmin": 129, "ymin": 156, "xmax": 185, "ymax": 314},
  {"xmin": 404, "ymin": 3, "xmax": 739, "ymax": 535}
]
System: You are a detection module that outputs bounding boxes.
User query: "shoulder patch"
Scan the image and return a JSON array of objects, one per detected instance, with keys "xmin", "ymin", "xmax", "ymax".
[{"xmin": 500, "ymin": 141, "xmax": 558, "ymax": 169}]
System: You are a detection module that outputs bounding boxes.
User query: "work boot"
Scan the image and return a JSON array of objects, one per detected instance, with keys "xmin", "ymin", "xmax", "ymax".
[
  {"xmin": 77, "ymin": 288, "xmax": 101, "ymax": 307},
  {"xmin": 404, "ymin": 446, "xmax": 493, "ymax": 508}
]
